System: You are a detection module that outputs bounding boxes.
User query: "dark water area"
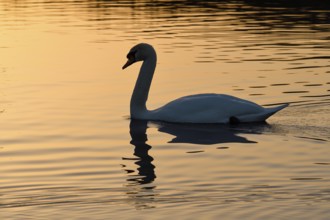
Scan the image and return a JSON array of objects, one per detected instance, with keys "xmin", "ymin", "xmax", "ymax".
[{"xmin": 0, "ymin": 0, "xmax": 330, "ymax": 219}]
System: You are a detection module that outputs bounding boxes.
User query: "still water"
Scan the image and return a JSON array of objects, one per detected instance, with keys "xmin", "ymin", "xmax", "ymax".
[{"xmin": 0, "ymin": 0, "xmax": 329, "ymax": 219}]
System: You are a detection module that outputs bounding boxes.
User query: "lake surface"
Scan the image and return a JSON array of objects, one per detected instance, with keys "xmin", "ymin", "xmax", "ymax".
[{"xmin": 0, "ymin": 0, "xmax": 329, "ymax": 219}]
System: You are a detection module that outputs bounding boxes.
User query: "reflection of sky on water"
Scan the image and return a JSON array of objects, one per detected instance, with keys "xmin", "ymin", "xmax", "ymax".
[
  {"xmin": 0, "ymin": 1, "xmax": 329, "ymax": 218},
  {"xmin": 1, "ymin": 0, "xmax": 329, "ymax": 109}
]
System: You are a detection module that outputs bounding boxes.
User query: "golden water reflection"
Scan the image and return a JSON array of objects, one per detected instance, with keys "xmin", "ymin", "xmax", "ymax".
[{"xmin": 0, "ymin": 0, "xmax": 329, "ymax": 219}]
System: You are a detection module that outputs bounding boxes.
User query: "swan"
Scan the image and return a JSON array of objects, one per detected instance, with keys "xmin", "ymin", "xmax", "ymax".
[{"xmin": 122, "ymin": 43, "xmax": 288, "ymax": 123}]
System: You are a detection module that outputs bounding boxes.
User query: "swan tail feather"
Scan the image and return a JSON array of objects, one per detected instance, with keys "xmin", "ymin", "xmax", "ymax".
[{"xmin": 234, "ymin": 103, "xmax": 289, "ymax": 123}]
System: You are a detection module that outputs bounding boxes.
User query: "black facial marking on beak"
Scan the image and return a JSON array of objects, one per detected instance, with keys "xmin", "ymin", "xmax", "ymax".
[{"xmin": 127, "ymin": 50, "xmax": 136, "ymax": 60}]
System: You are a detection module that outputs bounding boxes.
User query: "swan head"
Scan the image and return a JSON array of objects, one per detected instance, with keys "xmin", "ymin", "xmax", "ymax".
[{"xmin": 122, "ymin": 43, "xmax": 156, "ymax": 69}]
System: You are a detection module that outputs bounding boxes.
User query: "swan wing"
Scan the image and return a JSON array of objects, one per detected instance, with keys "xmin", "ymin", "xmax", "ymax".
[{"xmin": 150, "ymin": 94, "xmax": 271, "ymax": 123}]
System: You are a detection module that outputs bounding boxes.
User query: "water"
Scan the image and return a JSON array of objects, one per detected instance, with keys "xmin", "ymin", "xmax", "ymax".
[{"xmin": 0, "ymin": 0, "xmax": 329, "ymax": 219}]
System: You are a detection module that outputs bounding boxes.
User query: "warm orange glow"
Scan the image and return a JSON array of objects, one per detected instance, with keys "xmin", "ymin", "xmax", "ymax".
[{"xmin": 0, "ymin": 1, "xmax": 329, "ymax": 219}]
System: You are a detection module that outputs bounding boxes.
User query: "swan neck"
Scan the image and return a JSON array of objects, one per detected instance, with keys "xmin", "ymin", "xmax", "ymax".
[{"xmin": 130, "ymin": 52, "xmax": 157, "ymax": 118}]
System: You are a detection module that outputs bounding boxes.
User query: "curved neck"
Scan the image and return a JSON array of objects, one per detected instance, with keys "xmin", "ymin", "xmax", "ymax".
[{"xmin": 130, "ymin": 52, "xmax": 157, "ymax": 118}]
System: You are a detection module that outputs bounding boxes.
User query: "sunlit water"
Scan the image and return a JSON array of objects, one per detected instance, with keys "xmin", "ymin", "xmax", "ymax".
[{"xmin": 0, "ymin": 1, "xmax": 329, "ymax": 219}]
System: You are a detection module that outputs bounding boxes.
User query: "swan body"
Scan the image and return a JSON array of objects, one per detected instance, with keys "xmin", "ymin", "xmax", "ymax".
[{"xmin": 122, "ymin": 43, "xmax": 288, "ymax": 123}]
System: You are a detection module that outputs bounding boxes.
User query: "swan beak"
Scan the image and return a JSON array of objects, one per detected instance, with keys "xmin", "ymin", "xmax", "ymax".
[
  {"xmin": 122, "ymin": 59, "xmax": 134, "ymax": 69},
  {"xmin": 123, "ymin": 51, "xmax": 137, "ymax": 69}
]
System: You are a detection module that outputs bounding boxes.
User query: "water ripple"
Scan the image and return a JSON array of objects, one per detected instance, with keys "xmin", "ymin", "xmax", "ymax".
[{"xmin": 1, "ymin": 0, "xmax": 330, "ymax": 219}]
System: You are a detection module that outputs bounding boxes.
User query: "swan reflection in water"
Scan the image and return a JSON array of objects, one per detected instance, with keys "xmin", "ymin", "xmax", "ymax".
[
  {"xmin": 123, "ymin": 119, "xmax": 157, "ymax": 187},
  {"xmin": 124, "ymin": 119, "xmax": 272, "ymax": 185},
  {"xmin": 123, "ymin": 119, "xmax": 272, "ymax": 208},
  {"xmin": 156, "ymin": 122, "xmax": 265, "ymax": 145}
]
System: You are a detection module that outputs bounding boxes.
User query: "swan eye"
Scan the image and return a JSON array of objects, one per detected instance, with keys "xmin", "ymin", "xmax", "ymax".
[{"xmin": 127, "ymin": 50, "xmax": 137, "ymax": 61}]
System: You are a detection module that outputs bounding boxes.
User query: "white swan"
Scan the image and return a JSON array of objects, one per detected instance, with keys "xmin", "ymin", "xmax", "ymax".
[{"xmin": 122, "ymin": 43, "xmax": 288, "ymax": 123}]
